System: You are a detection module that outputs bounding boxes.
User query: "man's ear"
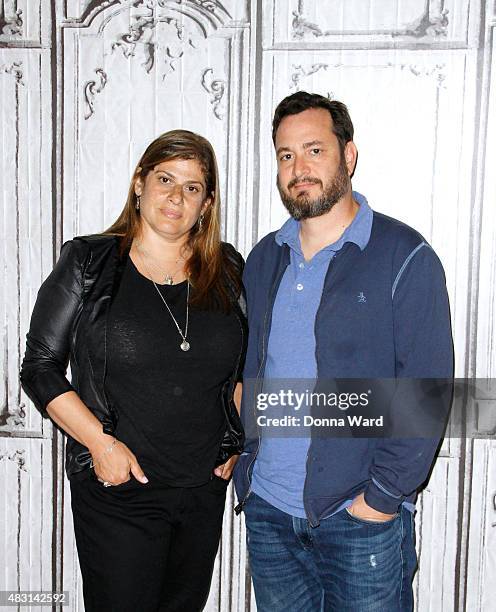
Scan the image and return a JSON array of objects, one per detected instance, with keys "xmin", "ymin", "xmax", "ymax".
[{"xmin": 344, "ymin": 141, "xmax": 358, "ymax": 176}]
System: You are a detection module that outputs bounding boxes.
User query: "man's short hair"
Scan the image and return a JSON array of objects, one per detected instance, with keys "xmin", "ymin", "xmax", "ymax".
[{"xmin": 272, "ymin": 91, "xmax": 354, "ymax": 153}]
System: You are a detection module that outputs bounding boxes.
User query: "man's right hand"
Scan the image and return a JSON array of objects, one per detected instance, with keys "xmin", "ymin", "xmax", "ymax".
[{"xmin": 90, "ymin": 438, "xmax": 149, "ymax": 486}]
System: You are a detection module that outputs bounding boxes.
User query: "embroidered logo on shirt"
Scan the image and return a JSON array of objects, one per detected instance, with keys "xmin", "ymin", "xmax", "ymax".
[{"xmin": 357, "ymin": 292, "xmax": 367, "ymax": 303}]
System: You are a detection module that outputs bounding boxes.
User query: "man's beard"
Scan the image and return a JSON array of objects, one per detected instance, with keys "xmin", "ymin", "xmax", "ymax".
[{"xmin": 277, "ymin": 158, "xmax": 350, "ymax": 221}]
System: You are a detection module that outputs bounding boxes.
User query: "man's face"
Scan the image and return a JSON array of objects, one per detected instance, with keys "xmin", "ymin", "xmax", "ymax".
[{"xmin": 275, "ymin": 107, "xmax": 353, "ymax": 220}]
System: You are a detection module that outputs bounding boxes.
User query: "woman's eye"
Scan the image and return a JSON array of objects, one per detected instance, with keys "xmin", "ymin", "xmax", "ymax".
[
  {"xmin": 186, "ymin": 186, "xmax": 199, "ymax": 193},
  {"xmin": 159, "ymin": 176, "xmax": 171, "ymax": 184},
  {"xmin": 310, "ymin": 148, "xmax": 321, "ymax": 155}
]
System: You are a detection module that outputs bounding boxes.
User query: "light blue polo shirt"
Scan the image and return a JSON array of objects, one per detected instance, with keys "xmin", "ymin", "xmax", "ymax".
[{"xmin": 251, "ymin": 192, "xmax": 373, "ymax": 517}]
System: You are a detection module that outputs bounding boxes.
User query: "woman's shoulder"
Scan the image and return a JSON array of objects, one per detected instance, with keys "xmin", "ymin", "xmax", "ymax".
[
  {"xmin": 72, "ymin": 233, "xmax": 119, "ymax": 248},
  {"xmin": 59, "ymin": 234, "xmax": 120, "ymax": 270},
  {"xmin": 221, "ymin": 242, "xmax": 244, "ymax": 273}
]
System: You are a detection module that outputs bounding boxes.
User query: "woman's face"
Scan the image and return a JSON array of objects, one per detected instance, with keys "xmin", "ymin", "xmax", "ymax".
[{"xmin": 134, "ymin": 157, "xmax": 211, "ymax": 243}]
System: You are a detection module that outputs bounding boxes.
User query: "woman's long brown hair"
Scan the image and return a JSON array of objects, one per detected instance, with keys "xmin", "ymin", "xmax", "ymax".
[{"xmin": 103, "ymin": 130, "xmax": 241, "ymax": 311}]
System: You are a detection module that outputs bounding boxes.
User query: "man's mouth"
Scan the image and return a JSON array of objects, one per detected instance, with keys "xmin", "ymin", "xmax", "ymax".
[{"xmin": 288, "ymin": 178, "xmax": 321, "ymax": 190}]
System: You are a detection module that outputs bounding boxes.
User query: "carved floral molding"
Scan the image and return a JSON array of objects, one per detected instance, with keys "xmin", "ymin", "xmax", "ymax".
[
  {"xmin": 0, "ymin": 60, "xmax": 24, "ymax": 84},
  {"xmin": 0, "ymin": 449, "xmax": 27, "ymax": 471},
  {"xmin": 288, "ymin": 61, "xmax": 447, "ymax": 93},
  {"xmin": 83, "ymin": 68, "xmax": 108, "ymax": 119},
  {"xmin": 291, "ymin": 0, "xmax": 449, "ymax": 41},
  {"xmin": 201, "ymin": 67, "xmax": 226, "ymax": 119},
  {"xmin": 79, "ymin": 1, "xmax": 231, "ymax": 120},
  {"xmin": 0, "ymin": 2, "xmax": 23, "ymax": 39}
]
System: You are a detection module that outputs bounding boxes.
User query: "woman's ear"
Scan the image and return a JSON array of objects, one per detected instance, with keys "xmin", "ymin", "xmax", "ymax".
[
  {"xmin": 202, "ymin": 193, "xmax": 214, "ymax": 215},
  {"xmin": 134, "ymin": 176, "xmax": 144, "ymax": 197}
]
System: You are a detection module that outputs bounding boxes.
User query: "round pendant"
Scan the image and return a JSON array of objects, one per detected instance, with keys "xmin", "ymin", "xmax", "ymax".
[{"xmin": 180, "ymin": 340, "xmax": 190, "ymax": 351}]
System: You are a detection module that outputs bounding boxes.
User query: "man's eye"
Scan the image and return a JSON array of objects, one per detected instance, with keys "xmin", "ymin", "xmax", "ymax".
[
  {"xmin": 279, "ymin": 153, "xmax": 292, "ymax": 161},
  {"xmin": 310, "ymin": 148, "xmax": 321, "ymax": 155}
]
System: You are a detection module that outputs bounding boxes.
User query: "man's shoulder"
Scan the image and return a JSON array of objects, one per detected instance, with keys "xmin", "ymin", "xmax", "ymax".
[
  {"xmin": 370, "ymin": 212, "xmax": 446, "ymax": 280},
  {"xmin": 370, "ymin": 211, "xmax": 432, "ymax": 261},
  {"xmin": 246, "ymin": 231, "xmax": 280, "ymax": 264},
  {"xmin": 371, "ymin": 211, "xmax": 425, "ymax": 245}
]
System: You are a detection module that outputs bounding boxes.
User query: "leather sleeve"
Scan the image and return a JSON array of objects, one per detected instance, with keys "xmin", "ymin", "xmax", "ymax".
[
  {"xmin": 221, "ymin": 243, "xmax": 247, "ymax": 383},
  {"xmin": 222, "ymin": 242, "xmax": 247, "ymax": 316},
  {"xmin": 20, "ymin": 240, "xmax": 89, "ymax": 416}
]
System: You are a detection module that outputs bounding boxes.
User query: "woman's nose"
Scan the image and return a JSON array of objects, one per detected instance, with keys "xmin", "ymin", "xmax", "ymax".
[{"xmin": 167, "ymin": 184, "xmax": 183, "ymax": 205}]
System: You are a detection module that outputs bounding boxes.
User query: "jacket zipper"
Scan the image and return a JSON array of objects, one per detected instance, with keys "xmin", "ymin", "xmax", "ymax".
[
  {"xmin": 234, "ymin": 306, "xmax": 268, "ymax": 514},
  {"xmin": 234, "ymin": 259, "xmax": 288, "ymax": 515},
  {"xmin": 302, "ymin": 251, "xmax": 339, "ymax": 528}
]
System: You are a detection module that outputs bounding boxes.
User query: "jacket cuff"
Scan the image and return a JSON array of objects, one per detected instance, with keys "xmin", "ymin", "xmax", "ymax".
[
  {"xmin": 22, "ymin": 370, "xmax": 74, "ymax": 417},
  {"xmin": 364, "ymin": 479, "xmax": 404, "ymax": 514}
]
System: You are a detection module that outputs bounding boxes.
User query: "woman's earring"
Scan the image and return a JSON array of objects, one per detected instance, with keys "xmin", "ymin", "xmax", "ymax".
[
  {"xmin": 198, "ymin": 214, "xmax": 204, "ymax": 231},
  {"xmin": 136, "ymin": 195, "xmax": 141, "ymax": 211}
]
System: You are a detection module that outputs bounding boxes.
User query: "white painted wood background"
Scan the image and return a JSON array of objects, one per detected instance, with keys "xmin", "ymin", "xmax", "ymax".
[{"xmin": 0, "ymin": 1, "xmax": 495, "ymax": 610}]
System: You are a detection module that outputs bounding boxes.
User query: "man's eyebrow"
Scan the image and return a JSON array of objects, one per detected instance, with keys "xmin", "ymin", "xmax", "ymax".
[
  {"xmin": 276, "ymin": 140, "xmax": 326, "ymax": 156},
  {"xmin": 276, "ymin": 146, "xmax": 292, "ymax": 156},
  {"xmin": 302, "ymin": 140, "xmax": 325, "ymax": 149}
]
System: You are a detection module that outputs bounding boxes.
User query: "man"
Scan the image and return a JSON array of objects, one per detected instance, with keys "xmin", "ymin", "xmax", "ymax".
[{"xmin": 233, "ymin": 91, "xmax": 453, "ymax": 611}]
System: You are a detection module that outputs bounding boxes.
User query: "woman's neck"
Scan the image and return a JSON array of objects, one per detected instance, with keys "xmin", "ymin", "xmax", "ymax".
[{"xmin": 132, "ymin": 230, "xmax": 190, "ymax": 262}]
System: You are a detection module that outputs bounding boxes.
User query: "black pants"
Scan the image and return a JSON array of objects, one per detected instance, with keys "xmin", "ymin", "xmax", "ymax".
[{"xmin": 70, "ymin": 475, "xmax": 228, "ymax": 612}]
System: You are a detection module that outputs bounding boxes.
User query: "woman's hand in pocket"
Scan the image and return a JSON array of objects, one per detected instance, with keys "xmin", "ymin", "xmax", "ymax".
[
  {"xmin": 90, "ymin": 437, "xmax": 148, "ymax": 486},
  {"xmin": 213, "ymin": 455, "xmax": 239, "ymax": 480}
]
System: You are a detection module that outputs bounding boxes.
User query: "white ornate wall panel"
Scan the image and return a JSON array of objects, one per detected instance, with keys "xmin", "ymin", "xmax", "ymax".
[
  {"xmin": 0, "ymin": 438, "xmax": 54, "ymax": 595},
  {"xmin": 0, "ymin": 48, "xmax": 53, "ymax": 435},
  {"xmin": 58, "ymin": 1, "xmax": 255, "ymax": 609},
  {"xmin": 474, "ymin": 22, "xmax": 496, "ymax": 382},
  {"xmin": 256, "ymin": 48, "xmax": 476, "ymax": 378},
  {"xmin": 254, "ymin": 49, "xmax": 469, "ymax": 603},
  {"xmin": 264, "ymin": 0, "xmax": 482, "ymax": 48},
  {"xmin": 464, "ymin": 12, "xmax": 496, "ymax": 610},
  {"xmin": 1, "ymin": 1, "xmax": 495, "ymax": 611},
  {"xmin": 60, "ymin": 0, "xmax": 253, "ymax": 250},
  {"xmin": 0, "ymin": 1, "xmax": 49, "ymax": 46},
  {"xmin": 414, "ymin": 457, "xmax": 462, "ymax": 611},
  {"xmin": 466, "ymin": 440, "xmax": 496, "ymax": 611}
]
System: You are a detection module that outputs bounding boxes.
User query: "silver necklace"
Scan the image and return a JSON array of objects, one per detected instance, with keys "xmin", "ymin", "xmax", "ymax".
[
  {"xmin": 136, "ymin": 244, "xmax": 184, "ymax": 285},
  {"xmin": 138, "ymin": 250, "xmax": 190, "ymax": 351}
]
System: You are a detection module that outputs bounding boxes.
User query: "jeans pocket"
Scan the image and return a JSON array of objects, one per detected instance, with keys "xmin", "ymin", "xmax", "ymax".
[{"xmin": 344, "ymin": 506, "xmax": 399, "ymax": 525}]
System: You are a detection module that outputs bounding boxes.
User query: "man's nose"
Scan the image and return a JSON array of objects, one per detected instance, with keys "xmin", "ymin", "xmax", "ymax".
[{"xmin": 292, "ymin": 154, "xmax": 310, "ymax": 178}]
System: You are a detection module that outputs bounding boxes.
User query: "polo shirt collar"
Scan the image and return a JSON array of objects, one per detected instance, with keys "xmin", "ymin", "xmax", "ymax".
[{"xmin": 275, "ymin": 190, "xmax": 373, "ymax": 253}]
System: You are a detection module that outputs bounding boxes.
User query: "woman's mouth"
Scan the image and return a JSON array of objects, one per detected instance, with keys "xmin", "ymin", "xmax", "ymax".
[{"xmin": 160, "ymin": 208, "xmax": 182, "ymax": 219}]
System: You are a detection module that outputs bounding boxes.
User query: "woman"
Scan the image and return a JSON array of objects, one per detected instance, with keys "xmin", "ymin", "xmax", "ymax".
[{"xmin": 20, "ymin": 130, "xmax": 246, "ymax": 611}]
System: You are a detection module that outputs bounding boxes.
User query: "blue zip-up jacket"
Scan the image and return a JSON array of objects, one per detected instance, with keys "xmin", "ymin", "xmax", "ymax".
[{"xmin": 233, "ymin": 210, "xmax": 453, "ymax": 527}]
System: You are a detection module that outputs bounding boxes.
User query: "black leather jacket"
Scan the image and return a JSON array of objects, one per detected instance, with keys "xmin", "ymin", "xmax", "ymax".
[{"xmin": 20, "ymin": 235, "xmax": 247, "ymax": 478}]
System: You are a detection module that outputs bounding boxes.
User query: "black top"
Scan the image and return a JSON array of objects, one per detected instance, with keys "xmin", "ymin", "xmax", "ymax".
[{"xmin": 105, "ymin": 256, "xmax": 243, "ymax": 487}]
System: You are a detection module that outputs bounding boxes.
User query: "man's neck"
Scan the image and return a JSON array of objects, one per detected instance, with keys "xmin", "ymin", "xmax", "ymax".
[{"xmin": 298, "ymin": 192, "xmax": 359, "ymax": 261}]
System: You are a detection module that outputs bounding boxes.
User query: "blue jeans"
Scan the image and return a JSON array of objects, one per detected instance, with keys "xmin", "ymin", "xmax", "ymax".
[{"xmin": 244, "ymin": 493, "xmax": 417, "ymax": 612}]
